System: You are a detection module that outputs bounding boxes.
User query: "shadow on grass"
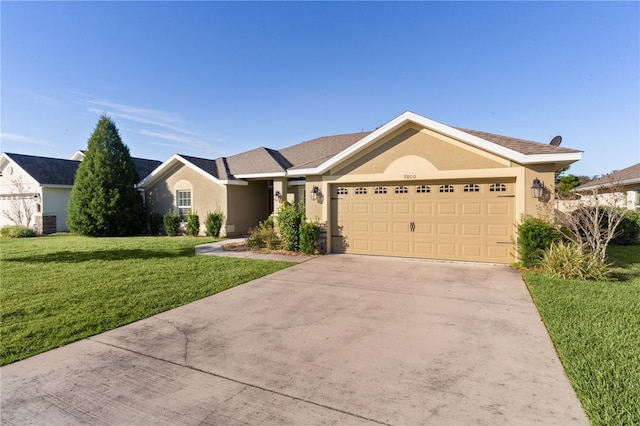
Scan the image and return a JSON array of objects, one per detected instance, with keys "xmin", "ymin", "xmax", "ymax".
[{"xmin": 5, "ymin": 247, "xmax": 195, "ymax": 263}]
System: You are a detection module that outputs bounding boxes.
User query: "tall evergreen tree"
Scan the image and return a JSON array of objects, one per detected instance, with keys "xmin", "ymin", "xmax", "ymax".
[{"xmin": 67, "ymin": 115, "xmax": 144, "ymax": 236}]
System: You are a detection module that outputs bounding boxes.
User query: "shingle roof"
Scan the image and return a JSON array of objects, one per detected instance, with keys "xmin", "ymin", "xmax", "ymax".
[
  {"xmin": 179, "ymin": 155, "xmax": 222, "ymax": 179},
  {"xmin": 225, "ymin": 147, "xmax": 287, "ymax": 175},
  {"xmin": 6, "ymin": 153, "xmax": 79, "ymax": 186},
  {"xmin": 453, "ymin": 128, "xmax": 582, "ymax": 155},
  {"xmin": 278, "ymin": 132, "xmax": 373, "ymax": 169},
  {"xmin": 5, "ymin": 153, "xmax": 162, "ymax": 186},
  {"xmin": 574, "ymin": 163, "xmax": 640, "ymax": 191},
  {"xmin": 132, "ymin": 158, "xmax": 162, "ymax": 181}
]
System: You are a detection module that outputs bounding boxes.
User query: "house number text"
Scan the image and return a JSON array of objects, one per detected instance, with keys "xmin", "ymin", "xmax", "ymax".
[{"xmin": 403, "ymin": 174, "xmax": 417, "ymax": 180}]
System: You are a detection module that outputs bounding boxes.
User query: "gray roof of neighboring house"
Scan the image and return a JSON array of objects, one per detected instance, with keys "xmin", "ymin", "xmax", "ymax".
[
  {"xmin": 574, "ymin": 163, "xmax": 640, "ymax": 191},
  {"xmin": 4, "ymin": 152, "xmax": 162, "ymax": 186},
  {"xmin": 5, "ymin": 153, "xmax": 80, "ymax": 186}
]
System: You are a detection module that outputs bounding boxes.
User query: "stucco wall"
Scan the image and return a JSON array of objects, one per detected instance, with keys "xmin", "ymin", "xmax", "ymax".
[
  {"xmin": 226, "ymin": 180, "xmax": 270, "ymax": 236},
  {"xmin": 144, "ymin": 163, "xmax": 227, "ymax": 235}
]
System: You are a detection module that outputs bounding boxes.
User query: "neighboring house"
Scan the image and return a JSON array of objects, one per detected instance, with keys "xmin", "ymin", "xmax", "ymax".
[
  {"xmin": 141, "ymin": 111, "xmax": 582, "ymax": 263},
  {"xmin": 572, "ymin": 163, "xmax": 640, "ymax": 210},
  {"xmin": 0, "ymin": 152, "xmax": 161, "ymax": 233}
]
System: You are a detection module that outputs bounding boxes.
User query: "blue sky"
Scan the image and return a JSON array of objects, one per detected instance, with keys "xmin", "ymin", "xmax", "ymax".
[{"xmin": 1, "ymin": 1, "xmax": 638, "ymax": 177}]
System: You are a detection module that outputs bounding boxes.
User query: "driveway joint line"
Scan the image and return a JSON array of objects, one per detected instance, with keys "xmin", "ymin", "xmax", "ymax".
[
  {"xmin": 265, "ymin": 276, "xmax": 527, "ymax": 308},
  {"xmin": 90, "ymin": 338, "xmax": 392, "ymax": 426}
]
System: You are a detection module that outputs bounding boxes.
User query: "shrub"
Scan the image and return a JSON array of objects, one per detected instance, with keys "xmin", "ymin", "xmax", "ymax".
[
  {"xmin": 276, "ymin": 202, "xmax": 304, "ymax": 251},
  {"xmin": 299, "ymin": 220, "xmax": 320, "ymax": 255},
  {"xmin": 187, "ymin": 211, "xmax": 200, "ymax": 237},
  {"xmin": 163, "ymin": 211, "xmax": 181, "ymax": 236},
  {"xmin": 246, "ymin": 218, "xmax": 280, "ymax": 250},
  {"xmin": 205, "ymin": 209, "xmax": 225, "ymax": 238},
  {"xmin": 148, "ymin": 213, "xmax": 164, "ymax": 236},
  {"xmin": 0, "ymin": 225, "xmax": 37, "ymax": 238},
  {"xmin": 517, "ymin": 215, "xmax": 562, "ymax": 267},
  {"xmin": 540, "ymin": 241, "xmax": 611, "ymax": 281},
  {"xmin": 611, "ymin": 210, "xmax": 640, "ymax": 245}
]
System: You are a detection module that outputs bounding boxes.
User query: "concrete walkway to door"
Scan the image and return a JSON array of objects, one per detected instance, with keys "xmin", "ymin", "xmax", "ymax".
[{"xmin": 1, "ymin": 255, "xmax": 587, "ymax": 425}]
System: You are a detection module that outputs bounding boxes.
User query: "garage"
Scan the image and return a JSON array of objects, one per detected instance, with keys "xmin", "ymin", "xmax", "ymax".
[{"xmin": 330, "ymin": 180, "xmax": 515, "ymax": 263}]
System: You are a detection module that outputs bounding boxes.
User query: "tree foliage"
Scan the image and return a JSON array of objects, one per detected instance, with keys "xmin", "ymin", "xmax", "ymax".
[{"xmin": 67, "ymin": 115, "xmax": 144, "ymax": 236}]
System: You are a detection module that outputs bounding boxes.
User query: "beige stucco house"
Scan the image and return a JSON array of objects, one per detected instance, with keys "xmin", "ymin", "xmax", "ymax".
[
  {"xmin": 141, "ymin": 111, "xmax": 582, "ymax": 263},
  {"xmin": 0, "ymin": 152, "xmax": 161, "ymax": 234},
  {"xmin": 572, "ymin": 163, "xmax": 640, "ymax": 211}
]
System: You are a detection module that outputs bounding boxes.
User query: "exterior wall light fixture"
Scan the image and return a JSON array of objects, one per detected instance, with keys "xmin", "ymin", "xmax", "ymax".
[
  {"xmin": 310, "ymin": 186, "xmax": 320, "ymax": 201},
  {"xmin": 274, "ymin": 190, "xmax": 282, "ymax": 201},
  {"xmin": 531, "ymin": 178, "xmax": 545, "ymax": 199}
]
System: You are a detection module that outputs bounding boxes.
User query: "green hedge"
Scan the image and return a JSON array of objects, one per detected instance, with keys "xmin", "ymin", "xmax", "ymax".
[{"xmin": 517, "ymin": 215, "xmax": 562, "ymax": 267}]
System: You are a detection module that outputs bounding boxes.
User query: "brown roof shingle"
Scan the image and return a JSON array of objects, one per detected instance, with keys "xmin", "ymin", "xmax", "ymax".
[
  {"xmin": 453, "ymin": 128, "xmax": 582, "ymax": 155},
  {"xmin": 176, "ymin": 123, "xmax": 581, "ymax": 179},
  {"xmin": 279, "ymin": 131, "xmax": 373, "ymax": 169}
]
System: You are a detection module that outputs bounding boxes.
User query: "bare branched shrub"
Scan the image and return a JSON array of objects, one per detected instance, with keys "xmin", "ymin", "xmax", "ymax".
[{"xmin": 557, "ymin": 180, "xmax": 628, "ymax": 263}]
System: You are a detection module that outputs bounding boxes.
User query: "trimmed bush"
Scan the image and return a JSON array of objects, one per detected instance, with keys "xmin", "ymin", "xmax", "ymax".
[
  {"xmin": 540, "ymin": 241, "xmax": 611, "ymax": 281},
  {"xmin": 205, "ymin": 209, "xmax": 225, "ymax": 238},
  {"xmin": 148, "ymin": 213, "xmax": 164, "ymax": 236},
  {"xmin": 299, "ymin": 220, "xmax": 320, "ymax": 255},
  {"xmin": 187, "ymin": 211, "xmax": 200, "ymax": 236},
  {"xmin": 276, "ymin": 202, "xmax": 304, "ymax": 251},
  {"xmin": 611, "ymin": 210, "xmax": 640, "ymax": 245},
  {"xmin": 246, "ymin": 217, "xmax": 280, "ymax": 250},
  {"xmin": 517, "ymin": 215, "xmax": 562, "ymax": 267},
  {"xmin": 163, "ymin": 211, "xmax": 181, "ymax": 236},
  {"xmin": 0, "ymin": 225, "xmax": 37, "ymax": 238}
]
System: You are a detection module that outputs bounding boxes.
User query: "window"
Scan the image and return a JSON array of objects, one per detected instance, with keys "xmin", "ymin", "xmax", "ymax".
[
  {"xmin": 374, "ymin": 186, "xmax": 387, "ymax": 194},
  {"xmin": 464, "ymin": 184, "xmax": 480, "ymax": 193},
  {"xmin": 177, "ymin": 190, "xmax": 191, "ymax": 221},
  {"xmin": 489, "ymin": 183, "xmax": 507, "ymax": 192},
  {"xmin": 416, "ymin": 185, "xmax": 430, "ymax": 193},
  {"xmin": 337, "ymin": 187, "xmax": 348, "ymax": 195},
  {"xmin": 439, "ymin": 185, "xmax": 454, "ymax": 193},
  {"xmin": 355, "ymin": 187, "xmax": 367, "ymax": 195},
  {"xmin": 394, "ymin": 186, "xmax": 408, "ymax": 194}
]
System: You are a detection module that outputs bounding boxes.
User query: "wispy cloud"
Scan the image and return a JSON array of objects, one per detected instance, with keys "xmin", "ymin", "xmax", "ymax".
[
  {"xmin": 1, "ymin": 133, "xmax": 53, "ymax": 146},
  {"xmin": 134, "ymin": 129, "xmax": 210, "ymax": 150},
  {"xmin": 19, "ymin": 90, "xmax": 61, "ymax": 106},
  {"xmin": 84, "ymin": 105, "xmax": 196, "ymax": 136},
  {"xmin": 78, "ymin": 96, "xmax": 216, "ymax": 154}
]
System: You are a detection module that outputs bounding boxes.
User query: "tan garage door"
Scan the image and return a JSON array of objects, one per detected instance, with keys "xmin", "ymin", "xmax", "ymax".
[{"xmin": 331, "ymin": 181, "xmax": 515, "ymax": 263}]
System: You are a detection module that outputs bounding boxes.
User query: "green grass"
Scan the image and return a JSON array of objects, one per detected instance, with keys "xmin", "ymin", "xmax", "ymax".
[
  {"xmin": 524, "ymin": 245, "xmax": 640, "ymax": 426},
  {"xmin": 0, "ymin": 234, "xmax": 295, "ymax": 366}
]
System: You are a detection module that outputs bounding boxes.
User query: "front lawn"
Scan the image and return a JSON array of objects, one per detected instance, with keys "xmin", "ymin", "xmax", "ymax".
[
  {"xmin": 0, "ymin": 235, "xmax": 295, "ymax": 366},
  {"xmin": 524, "ymin": 245, "xmax": 640, "ymax": 426}
]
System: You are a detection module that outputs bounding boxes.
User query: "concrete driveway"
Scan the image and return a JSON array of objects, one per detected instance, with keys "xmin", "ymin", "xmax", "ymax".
[{"xmin": 1, "ymin": 255, "xmax": 587, "ymax": 425}]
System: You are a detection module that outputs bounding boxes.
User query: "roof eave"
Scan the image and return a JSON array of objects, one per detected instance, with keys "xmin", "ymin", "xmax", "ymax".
[
  {"xmin": 233, "ymin": 171, "xmax": 287, "ymax": 179},
  {"xmin": 574, "ymin": 176, "xmax": 640, "ymax": 192}
]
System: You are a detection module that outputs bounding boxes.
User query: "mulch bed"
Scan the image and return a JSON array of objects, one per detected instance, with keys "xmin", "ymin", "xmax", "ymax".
[{"xmin": 221, "ymin": 242, "xmax": 318, "ymax": 257}]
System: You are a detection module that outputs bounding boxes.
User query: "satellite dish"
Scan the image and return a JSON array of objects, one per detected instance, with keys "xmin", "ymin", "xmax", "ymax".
[{"xmin": 549, "ymin": 135, "xmax": 562, "ymax": 146}]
